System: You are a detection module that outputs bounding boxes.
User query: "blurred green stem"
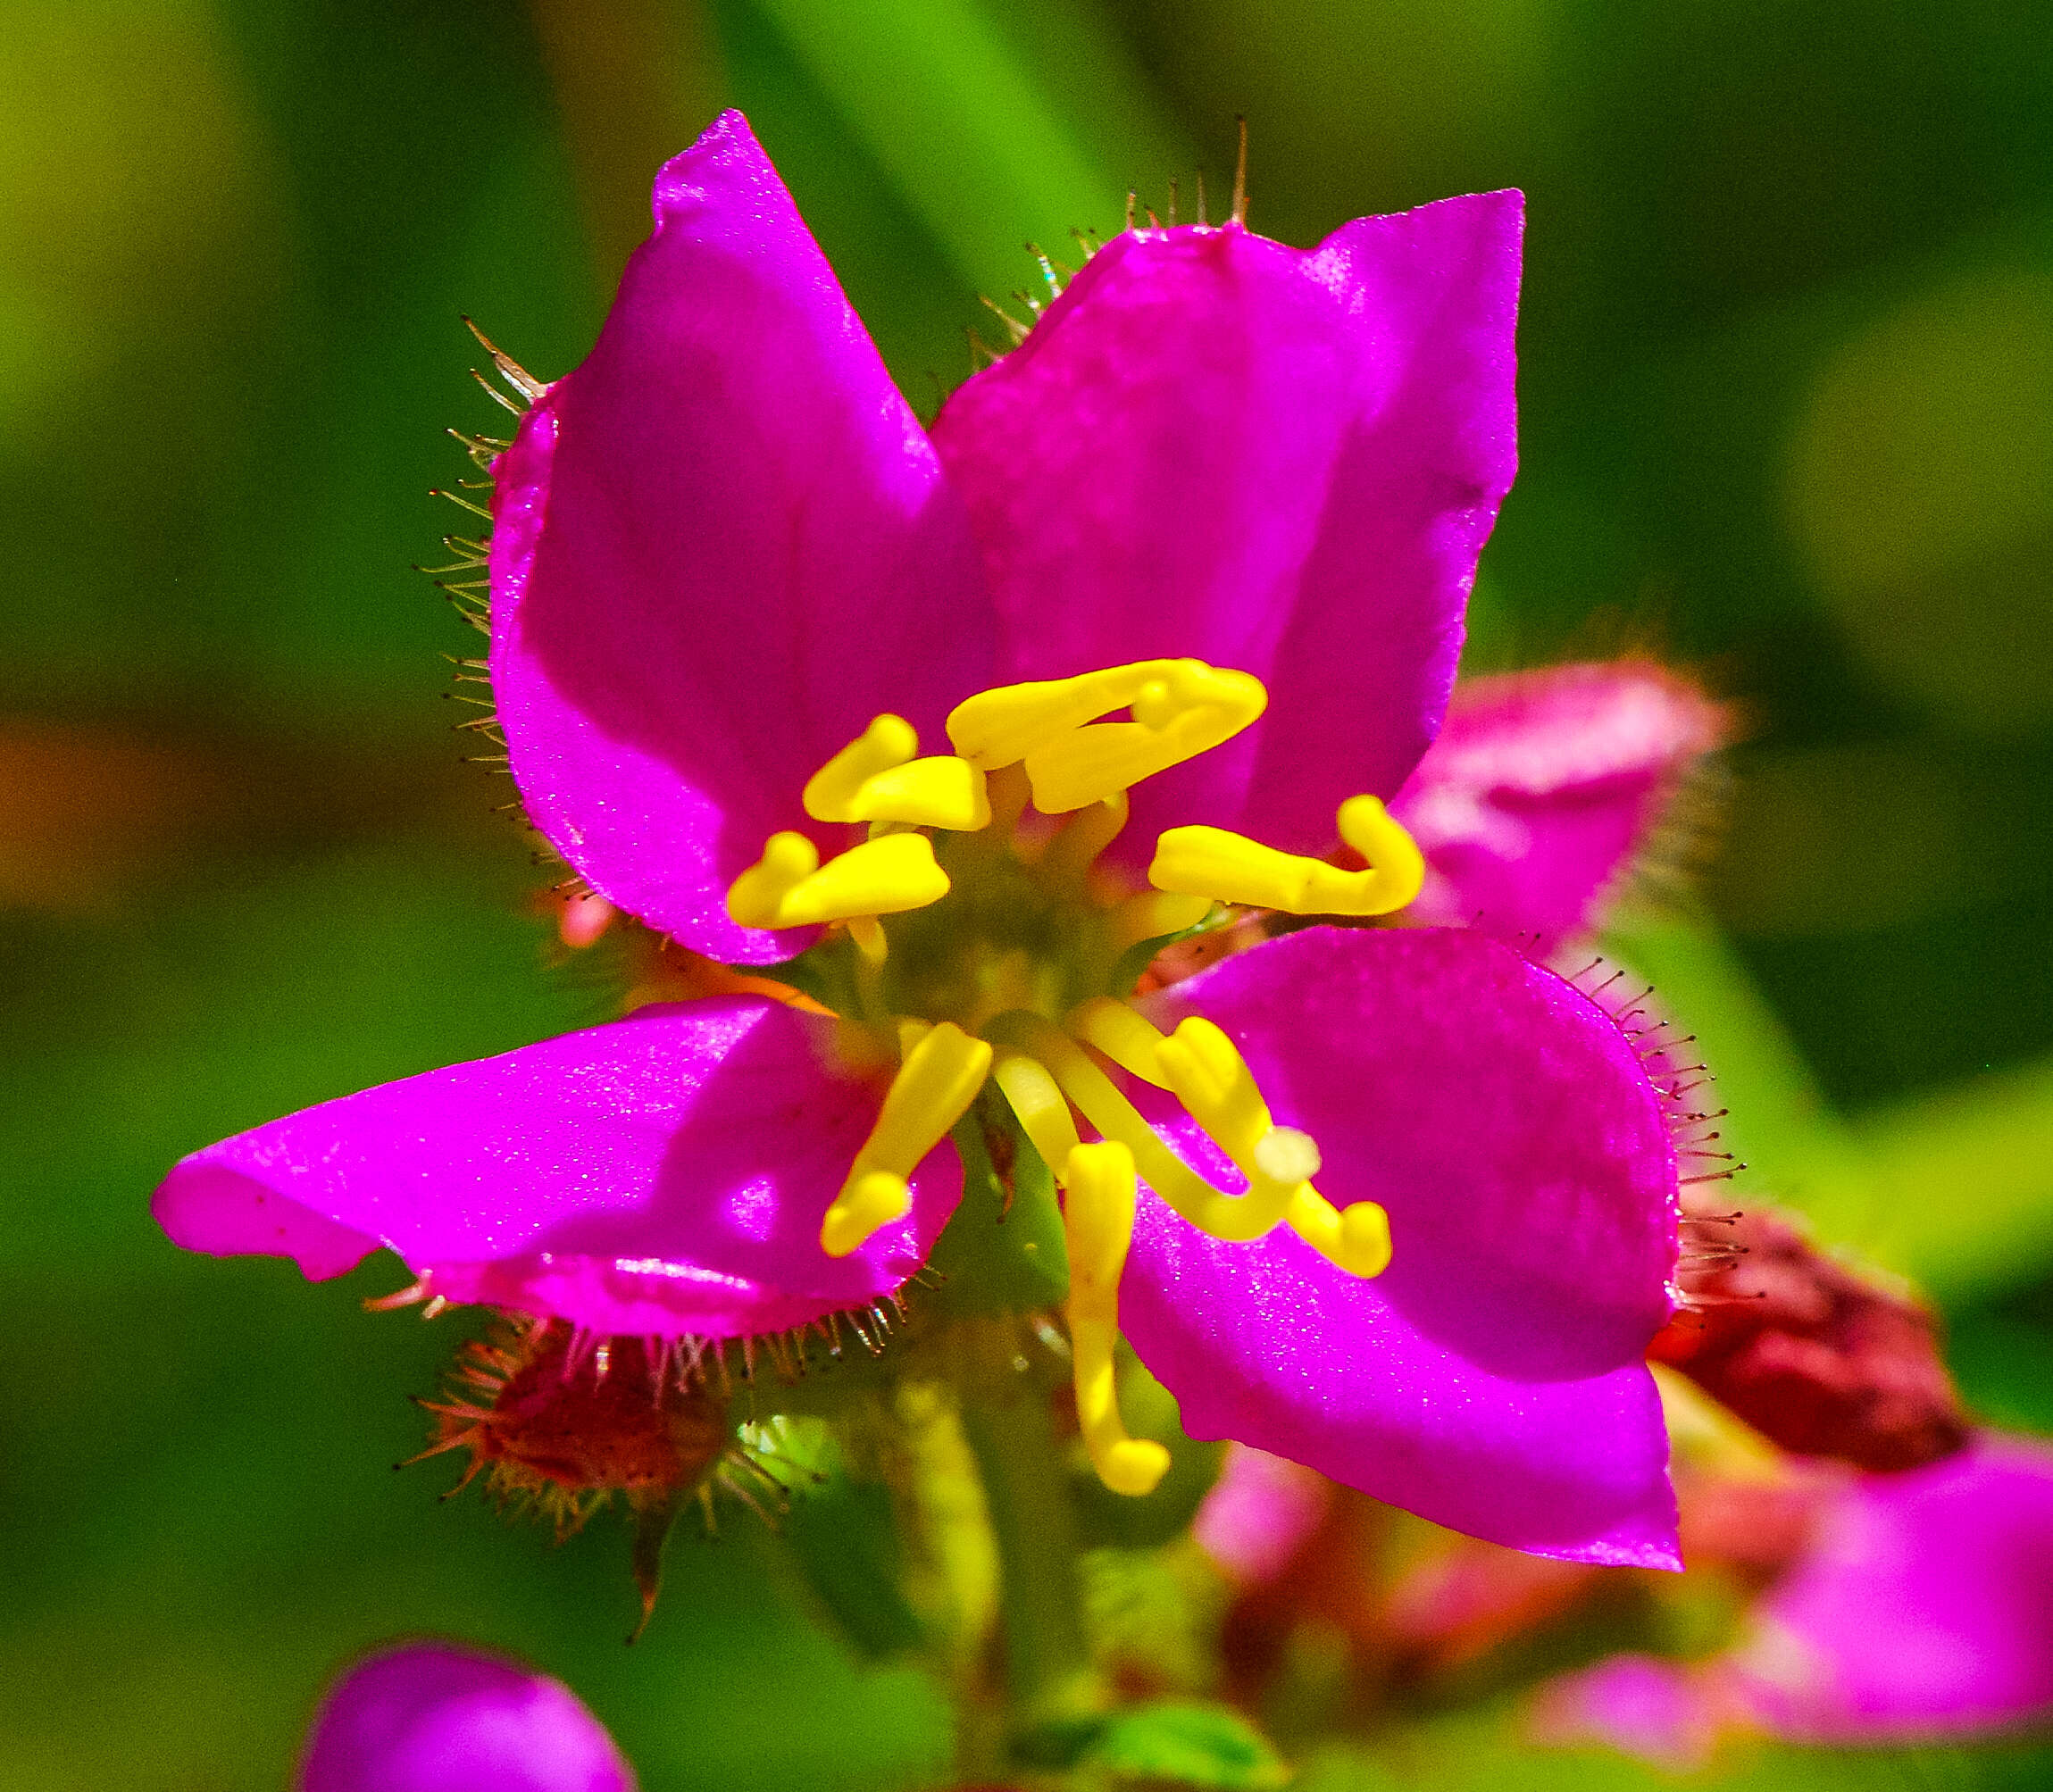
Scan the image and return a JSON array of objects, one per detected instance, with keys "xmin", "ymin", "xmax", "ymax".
[{"xmin": 962, "ymin": 1390, "xmax": 1099, "ymax": 1763}]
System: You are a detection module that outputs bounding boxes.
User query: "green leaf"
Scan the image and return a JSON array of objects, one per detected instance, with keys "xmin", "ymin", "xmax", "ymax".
[
  {"xmin": 1081, "ymin": 1700, "xmax": 1290, "ymax": 1790},
  {"xmin": 780, "ymin": 1468, "xmax": 927, "ymax": 1662},
  {"xmin": 741, "ymin": 0, "xmax": 1192, "ymax": 302}
]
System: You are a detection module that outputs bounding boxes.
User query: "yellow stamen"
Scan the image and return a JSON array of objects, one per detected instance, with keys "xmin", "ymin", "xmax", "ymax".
[
  {"xmin": 948, "ymin": 661, "xmax": 1182, "ymax": 769},
  {"xmin": 1061, "ymin": 1140, "xmax": 1171, "ymax": 1496},
  {"xmin": 1147, "ymin": 794, "xmax": 1424, "ymax": 916},
  {"xmin": 821, "ymin": 1021, "xmax": 994, "ymax": 1256},
  {"xmin": 727, "ymin": 831, "xmax": 950, "ymax": 929},
  {"xmin": 1154, "ymin": 1016, "xmax": 1274, "ymax": 1163},
  {"xmin": 803, "ymin": 714, "xmax": 989, "ymax": 832},
  {"xmin": 990, "ymin": 1013, "xmax": 1292, "ymax": 1242},
  {"xmin": 992, "ymin": 1051, "xmax": 1081, "ymax": 1174},
  {"xmin": 946, "ymin": 659, "xmax": 1267, "ymax": 814},
  {"xmin": 1027, "ymin": 1002, "xmax": 1391, "ymax": 1279},
  {"xmin": 1067, "ymin": 996, "xmax": 1172, "ymax": 1086},
  {"xmin": 1283, "ymin": 1182, "xmax": 1393, "ymax": 1277}
]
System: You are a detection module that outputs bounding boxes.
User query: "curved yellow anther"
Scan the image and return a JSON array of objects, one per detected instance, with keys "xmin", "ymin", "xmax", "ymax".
[
  {"xmin": 803, "ymin": 714, "xmax": 990, "ymax": 832},
  {"xmin": 945, "ymin": 659, "xmax": 1268, "ymax": 813},
  {"xmin": 1284, "ymin": 1183, "xmax": 1393, "ymax": 1278},
  {"xmin": 947, "ymin": 661, "xmax": 1180, "ymax": 769},
  {"xmin": 1155, "ymin": 1017, "xmax": 1273, "ymax": 1159},
  {"xmin": 1147, "ymin": 795, "xmax": 1424, "ymax": 917},
  {"xmin": 1024, "ymin": 663, "xmax": 1267, "ymax": 813},
  {"xmin": 821, "ymin": 1021, "xmax": 993, "ymax": 1256},
  {"xmin": 727, "ymin": 831, "xmax": 951, "ymax": 929},
  {"xmin": 1062, "ymin": 1140, "xmax": 1172, "ymax": 1497},
  {"xmin": 805, "ymin": 714, "xmax": 917, "ymax": 813}
]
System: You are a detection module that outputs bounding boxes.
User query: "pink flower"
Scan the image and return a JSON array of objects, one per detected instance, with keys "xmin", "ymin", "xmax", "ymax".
[
  {"xmin": 1392, "ymin": 660, "xmax": 1725, "ymax": 944},
  {"xmin": 297, "ymin": 1643, "xmax": 633, "ymax": 1792},
  {"xmin": 154, "ymin": 113, "xmax": 1682, "ymax": 1564},
  {"xmin": 1535, "ymin": 1434, "xmax": 2053, "ymax": 1756}
]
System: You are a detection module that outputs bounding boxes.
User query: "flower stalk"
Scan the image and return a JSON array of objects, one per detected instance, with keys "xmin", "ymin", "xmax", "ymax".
[{"xmin": 962, "ymin": 1386, "xmax": 1104, "ymax": 1766}]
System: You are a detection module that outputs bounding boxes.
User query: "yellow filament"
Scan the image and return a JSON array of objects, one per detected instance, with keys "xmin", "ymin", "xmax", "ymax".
[
  {"xmin": 821, "ymin": 1022, "xmax": 993, "ymax": 1256},
  {"xmin": 989, "ymin": 1013, "xmax": 1289, "ymax": 1242},
  {"xmin": 727, "ymin": 831, "xmax": 950, "ymax": 929},
  {"xmin": 1148, "ymin": 794, "xmax": 1424, "ymax": 916},
  {"xmin": 1062, "ymin": 1140, "xmax": 1171, "ymax": 1496},
  {"xmin": 1106, "ymin": 889, "xmax": 1214, "ymax": 951},
  {"xmin": 1068, "ymin": 996, "xmax": 1172, "ymax": 1086},
  {"xmin": 803, "ymin": 714, "xmax": 989, "ymax": 832},
  {"xmin": 945, "ymin": 659, "xmax": 1268, "ymax": 814},
  {"xmin": 1039, "ymin": 791, "xmax": 1129, "ymax": 880},
  {"xmin": 992, "ymin": 1051, "xmax": 1081, "ymax": 1174}
]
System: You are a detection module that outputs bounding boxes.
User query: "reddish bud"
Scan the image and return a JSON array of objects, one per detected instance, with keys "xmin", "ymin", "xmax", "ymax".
[{"xmin": 1653, "ymin": 1205, "xmax": 1970, "ymax": 1471}]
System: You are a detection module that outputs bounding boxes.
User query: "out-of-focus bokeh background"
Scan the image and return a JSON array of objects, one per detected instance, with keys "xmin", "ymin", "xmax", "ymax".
[{"xmin": 4, "ymin": 2, "xmax": 2051, "ymax": 1787}]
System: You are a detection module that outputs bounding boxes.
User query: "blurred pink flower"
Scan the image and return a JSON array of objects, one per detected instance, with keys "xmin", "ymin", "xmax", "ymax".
[
  {"xmin": 1534, "ymin": 1433, "xmax": 2053, "ymax": 1757},
  {"xmin": 298, "ymin": 1643, "xmax": 633, "ymax": 1792},
  {"xmin": 1391, "ymin": 659, "xmax": 1724, "ymax": 944}
]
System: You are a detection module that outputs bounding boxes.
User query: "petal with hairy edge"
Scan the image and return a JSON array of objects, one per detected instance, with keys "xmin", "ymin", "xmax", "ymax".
[
  {"xmin": 1393, "ymin": 662, "xmax": 1725, "ymax": 942},
  {"xmin": 154, "ymin": 997, "xmax": 958, "ymax": 1338},
  {"xmin": 492, "ymin": 111, "xmax": 995, "ymax": 963},
  {"xmin": 1120, "ymin": 926, "xmax": 1680, "ymax": 1566},
  {"xmin": 930, "ymin": 196, "xmax": 1520, "ymax": 862},
  {"xmin": 299, "ymin": 1643, "xmax": 635, "ymax": 1792},
  {"xmin": 1732, "ymin": 1434, "xmax": 2053, "ymax": 1740}
]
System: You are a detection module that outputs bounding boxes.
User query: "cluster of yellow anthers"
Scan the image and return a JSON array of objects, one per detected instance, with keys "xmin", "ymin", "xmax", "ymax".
[{"xmin": 727, "ymin": 659, "xmax": 1423, "ymax": 1496}]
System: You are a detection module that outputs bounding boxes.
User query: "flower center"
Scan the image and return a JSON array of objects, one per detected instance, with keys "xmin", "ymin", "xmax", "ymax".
[{"xmin": 725, "ymin": 659, "xmax": 1426, "ymax": 1495}]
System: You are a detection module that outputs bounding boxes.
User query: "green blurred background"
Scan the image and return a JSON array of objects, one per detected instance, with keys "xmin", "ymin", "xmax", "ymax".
[{"xmin": 4, "ymin": 1, "xmax": 2052, "ymax": 1787}]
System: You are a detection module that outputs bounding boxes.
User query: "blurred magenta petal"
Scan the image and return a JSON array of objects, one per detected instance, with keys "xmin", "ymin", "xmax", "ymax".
[
  {"xmin": 299, "ymin": 1643, "xmax": 633, "ymax": 1792},
  {"xmin": 1120, "ymin": 926, "xmax": 1680, "ymax": 1566},
  {"xmin": 154, "ymin": 997, "xmax": 958, "ymax": 1338},
  {"xmin": 1194, "ymin": 1445, "xmax": 1334, "ymax": 1587},
  {"xmin": 492, "ymin": 111, "xmax": 995, "ymax": 963},
  {"xmin": 1393, "ymin": 661, "xmax": 1724, "ymax": 942},
  {"xmin": 1731, "ymin": 1434, "xmax": 2053, "ymax": 1740},
  {"xmin": 931, "ymin": 195, "xmax": 1521, "ymax": 862},
  {"xmin": 1529, "ymin": 1654, "xmax": 1719, "ymax": 1771}
]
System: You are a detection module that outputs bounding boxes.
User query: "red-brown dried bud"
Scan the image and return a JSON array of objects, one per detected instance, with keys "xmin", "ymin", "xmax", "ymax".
[
  {"xmin": 416, "ymin": 1316, "xmax": 729, "ymax": 1520},
  {"xmin": 411, "ymin": 1315, "xmax": 771, "ymax": 1634},
  {"xmin": 1653, "ymin": 1204, "xmax": 1970, "ymax": 1471}
]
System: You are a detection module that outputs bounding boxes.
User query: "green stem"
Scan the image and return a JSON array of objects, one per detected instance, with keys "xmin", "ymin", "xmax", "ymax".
[{"xmin": 962, "ymin": 1388, "xmax": 1102, "ymax": 1754}]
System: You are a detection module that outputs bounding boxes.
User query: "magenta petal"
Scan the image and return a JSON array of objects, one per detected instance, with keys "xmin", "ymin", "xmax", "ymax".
[
  {"xmin": 1120, "ymin": 926, "xmax": 1680, "ymax": 1566},
  {"xmin": 299, "ymin": 1643, "xmax": 633, "ymax": 1792},
  {"xmin": 1731, "ymin": 1434, "xmax": 2053, "ymax": 1741},
  {"xmin": 1393, "ymin": 661, "xmax": 1725, "ymax": 943},
  {"xmin": 492, "ymin": 111, "xmax": 995, "ymax": 963},
  {"xmin": 930, "ymin": 196, "xmax": 1521, "ymax": 861},
  {"xmin": 154, "ymin": 997, "xmax": 959, "ymax": 1338}
]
